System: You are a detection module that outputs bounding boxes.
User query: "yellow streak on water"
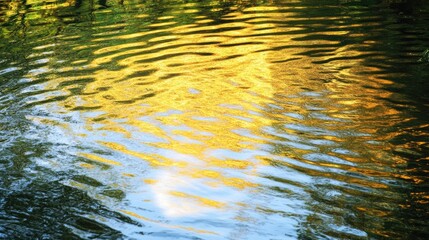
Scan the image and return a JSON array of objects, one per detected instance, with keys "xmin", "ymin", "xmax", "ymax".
[
  {"xmin": 169, "ymin": 191, "xmax": 226, "ymax": 208},
  {"xmin": 80, "ymin": 153, "xmax": 122, "ymax": 166},
  {"xmin": 99, "ymin": 141, "xmax": 188, "ymax": 167}
]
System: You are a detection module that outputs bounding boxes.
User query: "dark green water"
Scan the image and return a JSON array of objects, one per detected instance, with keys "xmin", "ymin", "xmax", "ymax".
[{"xmin": 1, "ymin": 0, "xmax": 429, "ymax": 239}]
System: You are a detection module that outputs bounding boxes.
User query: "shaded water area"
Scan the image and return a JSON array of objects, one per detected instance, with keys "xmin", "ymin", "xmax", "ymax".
[{"xmin": 1, "ymin": 0, "xmax": 429, "ymax": 239}]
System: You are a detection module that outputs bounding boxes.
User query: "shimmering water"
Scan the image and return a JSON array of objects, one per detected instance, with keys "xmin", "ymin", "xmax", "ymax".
[{"xmin": 1, "ymin": 0, "xmax": 429, "ymax": 239}]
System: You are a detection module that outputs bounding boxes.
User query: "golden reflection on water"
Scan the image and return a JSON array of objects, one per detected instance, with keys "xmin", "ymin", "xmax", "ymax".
[
  {"xmin": 71, "ymin": 6, "xmax": 283, "ymax": 219},
  {"xmin": 26, "ymin": 2, "xmax": 401, "ymax": 220},
  {"xmin": 4, "ymin": 0, "xmax": 428, "ymax": 238}
]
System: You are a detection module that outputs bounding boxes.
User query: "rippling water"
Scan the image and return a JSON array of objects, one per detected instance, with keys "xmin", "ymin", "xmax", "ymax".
[{"xmin": 1, "ymin": 0, "xmax": 429, "ymax": 239}]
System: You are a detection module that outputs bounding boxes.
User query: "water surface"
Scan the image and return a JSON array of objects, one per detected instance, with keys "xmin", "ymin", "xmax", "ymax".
[{"xmin": 1, "ymin": 0, "xmax": 429, "ymax": 239}]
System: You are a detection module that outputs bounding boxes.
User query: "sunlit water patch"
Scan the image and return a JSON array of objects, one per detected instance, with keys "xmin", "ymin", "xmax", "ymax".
[{"xmin": 1, "ymin": 0, "xmax": 429, "ymax": 239}]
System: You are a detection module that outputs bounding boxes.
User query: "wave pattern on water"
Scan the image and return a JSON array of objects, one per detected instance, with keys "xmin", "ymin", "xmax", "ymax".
[{"xmin": 1, "ymin": 0, "xmax": 429, "ymax": 239}]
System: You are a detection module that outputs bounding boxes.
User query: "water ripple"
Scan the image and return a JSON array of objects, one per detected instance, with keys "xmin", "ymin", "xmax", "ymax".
[{"xmin": 1, "ymin": 0, "xmax": 429, "ymax": 239}]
